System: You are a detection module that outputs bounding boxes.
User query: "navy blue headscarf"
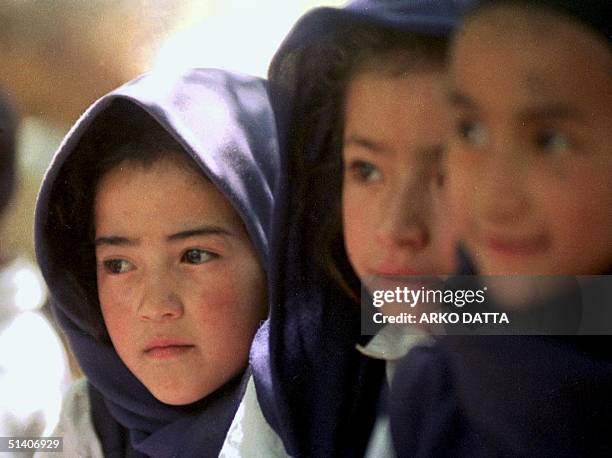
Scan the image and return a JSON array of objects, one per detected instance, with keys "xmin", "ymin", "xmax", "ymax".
[
  {"xmin": 251, "ymin": 1, "xmax": 473, "ymax": 456},
  {"xmin": 35, "ymin": 68, "xmax": 279, "ymax": 457}
]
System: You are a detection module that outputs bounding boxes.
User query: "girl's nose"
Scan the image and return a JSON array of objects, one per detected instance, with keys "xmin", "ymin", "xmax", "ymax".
[
  {"xmin": 477, "ymin": 145, "xmax": 529, "ymax": 224},
  {"xmin": 138, "ymin": 272, "xmax": 184, "ymax": 321},
  {"xmin": 376, "ymin": 175, "xmax": 430, "ymax": 251}
]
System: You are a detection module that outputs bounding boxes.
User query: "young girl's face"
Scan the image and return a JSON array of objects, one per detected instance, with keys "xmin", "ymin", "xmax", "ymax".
[
  {"xmin": 447, "ymin": 6, "xmax": 612, "ymax": 275},
  {"xmin": 94, "ymin": 157, "xmax": 267, "ymax": 406},
  {"xmin": 342, "ymin": 70, "xmax": 456, "ymax": 287}
]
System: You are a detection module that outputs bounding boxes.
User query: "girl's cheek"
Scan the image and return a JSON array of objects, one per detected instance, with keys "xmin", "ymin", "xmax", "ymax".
[
  {"xmin": 193, "ymin": 259, "xmax": 265, "ymax": 315},
  {"xmin": 99, "ymin": 274, "xmax": 142, "ymax": 316},
  {"xmin": 447, "ymin": 154, "xmax": 478, "ymax": 232}
]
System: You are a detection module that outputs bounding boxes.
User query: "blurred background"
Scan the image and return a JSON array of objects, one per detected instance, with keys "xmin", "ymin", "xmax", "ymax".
[
  {"xmin": 1, "ymin": 0, "xmax": 344, "ymax": 259},
  {"xmin": 0, "ymin": 0, "xmax": 344, "ymax": 441}
]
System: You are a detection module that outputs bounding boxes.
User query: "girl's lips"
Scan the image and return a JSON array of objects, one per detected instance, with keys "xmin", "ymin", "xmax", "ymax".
[
  {"xmin": 144, "ymin": 345, "xmax": 195, "ymax": 360},
  {"xmin": 484, "ymin": 235, "xmax": 548, "ymax": 256},
  {"xmin": 366, "ymin": 267, "xmax": 441, "ymax": 292},
  {"xmin": 143, "ymin": 338, "xmax": 195, "ymax": 359},
  {"xmin": 372, "ymin": 266, "xmax": 424, "ymax": 277}
]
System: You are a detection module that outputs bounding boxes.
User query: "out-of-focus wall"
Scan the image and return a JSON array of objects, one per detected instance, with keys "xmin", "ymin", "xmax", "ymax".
[{"xmin": 0, "ymin": 0, "xmax": 345, "ymax": 261}]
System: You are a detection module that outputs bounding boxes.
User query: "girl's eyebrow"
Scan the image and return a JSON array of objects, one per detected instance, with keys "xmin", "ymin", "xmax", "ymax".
[
  {"xmin": 94, "ymin": 235, "xmax": 137, "ymax": 247},
  {"xmin": 448, "ymin": 90, "xmax": 477, "ymax": 109},
  {"xmin": 517, "ymin": 103, "xmax": 586, "ymax": 123},
  {"xmin": 166, "ymin": 225, "xmax": 234, "ymax": 241},
  {"xmin": 449, "ymin": 90, "xmax": 586, "ymax": 123},
  {"xmin": 94, "ymin": 226, "xmax": 234, "ymax": 247},
  {"xmin": 343, "ymin": 134, "xmax": 390, "ymax": 155}
]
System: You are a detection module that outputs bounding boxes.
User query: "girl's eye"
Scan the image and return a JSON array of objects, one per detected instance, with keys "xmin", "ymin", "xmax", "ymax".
[
  {"xmin": 535, "ymin": 129, "xmax": 571, "ymax": 154},
  {"xmin": 457, "ymin": 119, "xmax": 488, "ymax": 147},
  {"xmin": 181, "ymin": 249, "xmax": 217, "ymax": 265},
  {"xmin": 103, "ymin": 259, "xmax": 134, "ymax": 274},
  {"xmin": 346, "ymin": 160, "xmax": 382, "ymax": 184}
]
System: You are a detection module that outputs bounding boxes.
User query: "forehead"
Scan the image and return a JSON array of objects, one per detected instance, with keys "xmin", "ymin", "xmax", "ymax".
[
  {"xmin": 459, "ymin": 5, "xmax": 609, "ymax": 49},
  {"xmin": 450, "ymin": 6, "xmax": 611, "ymax": 109},
  {"xmin": 344, "ymin": 70, "xmax": 449, "ymax": 141},
  {"xmin": 98, "ymin": 156, "xmax": 206, "ymax": 193},
  {"xmin": 94, "ymin": 158, "xmax": 241, "ymax": 229}
]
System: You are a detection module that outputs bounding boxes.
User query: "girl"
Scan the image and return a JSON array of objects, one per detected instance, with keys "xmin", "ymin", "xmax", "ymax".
[
  {"xmin": 390, "ymin": 1, "xmax": 612, "ymax": 456},
  {"xmin": 223, "ymin": 1, "xmax": 474, "ymax": 456},
  {"xmin": 34, "ymin": 68, "xmax": 279, "ymax": 457}
]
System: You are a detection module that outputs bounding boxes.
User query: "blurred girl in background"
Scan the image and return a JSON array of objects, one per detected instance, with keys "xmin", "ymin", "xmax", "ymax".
[{"xmin": 223, "ymin": 1, "xmax": 474, "ymax": 456}]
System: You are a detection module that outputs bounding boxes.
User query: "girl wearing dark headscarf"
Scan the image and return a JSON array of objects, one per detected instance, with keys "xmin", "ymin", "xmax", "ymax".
[
  {"xmin": 390, "ymin": 1, "xmax": 612, "ymax": 456},
  {"xmin": 34, "ymin": 68, "xmax": 279, "ymax": 457},
  {"xmin": 222, "ymin": 1, "xmax": 474, "ymax": 456}
]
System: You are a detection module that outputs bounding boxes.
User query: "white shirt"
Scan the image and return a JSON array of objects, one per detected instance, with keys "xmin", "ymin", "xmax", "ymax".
[
  {"xmin": 34, "ymin": 378, "xmax": 104, "ymax": 458},
  {"xmin": 358, "ymin": 326, "xmax": 430, "ymax": 458},
  {"xmin": 220, "ymin": 325, "xmax": 429, "ymax": 457}
]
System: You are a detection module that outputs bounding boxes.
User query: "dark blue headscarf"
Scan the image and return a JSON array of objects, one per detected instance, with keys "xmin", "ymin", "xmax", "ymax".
[
  {"xmin": 477, "ymin": 0, "xmax": 611, "ymax": 42},
  {"xmin": 35, "ymin": 68, "xmax": 279, "ymax": 457},
  {"xmin": 251, "ymin": 1, "xmax": 473, "ymax": 456}
]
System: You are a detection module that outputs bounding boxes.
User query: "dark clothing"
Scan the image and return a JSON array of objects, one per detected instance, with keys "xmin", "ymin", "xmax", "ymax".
[{"xmin": 390, "ymin": 261, "xmax": 612, "ymax": 457}]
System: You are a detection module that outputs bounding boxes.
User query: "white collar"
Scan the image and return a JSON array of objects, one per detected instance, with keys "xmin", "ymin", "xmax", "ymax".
[{"xmin": 356, "ymin": 325, "xmax": 430, "ymax": 361}]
